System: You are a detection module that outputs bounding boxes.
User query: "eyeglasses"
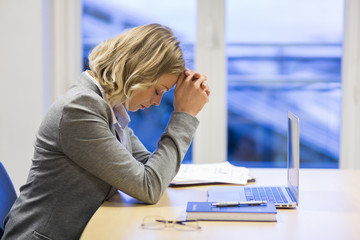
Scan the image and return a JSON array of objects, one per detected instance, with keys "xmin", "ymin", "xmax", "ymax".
[{"xmin": 141, "ymin": 216, "xmax": 201, "ymax": 231}]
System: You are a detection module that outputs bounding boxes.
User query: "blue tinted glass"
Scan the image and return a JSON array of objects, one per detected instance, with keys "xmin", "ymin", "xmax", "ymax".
[
  {"xmin": 226, "ymin": 0, "xmax": 343, "ymax": 168},
  {"xmin": 82, "ymin": 0, "xmax": 197, "ymax": 162}
]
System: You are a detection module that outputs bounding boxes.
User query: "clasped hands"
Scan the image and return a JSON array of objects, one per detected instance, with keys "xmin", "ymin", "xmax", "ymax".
[{"xmin": 173, "ymin": 69, "xmax": 210, "ymax": 117}]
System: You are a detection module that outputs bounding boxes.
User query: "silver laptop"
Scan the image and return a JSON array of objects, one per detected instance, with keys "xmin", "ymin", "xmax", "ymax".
[{"xmin": 208, "ymin": 111, "xmax": 300, "ymax": 209}]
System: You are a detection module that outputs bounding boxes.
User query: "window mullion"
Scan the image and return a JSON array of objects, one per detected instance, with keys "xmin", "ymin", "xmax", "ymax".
[{"xmin": 193, "ymin": 0, "xmax": 227, "ymax": 163}]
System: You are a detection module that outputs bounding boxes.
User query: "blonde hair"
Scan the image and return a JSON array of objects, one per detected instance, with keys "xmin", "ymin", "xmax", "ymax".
[{"xmin": 88, "ymin": 24, "xmax": 185, "ymax": 107}]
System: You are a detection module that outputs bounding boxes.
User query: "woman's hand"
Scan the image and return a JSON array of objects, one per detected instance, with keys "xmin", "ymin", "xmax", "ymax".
[{"xmin": 173, "ymin": 69, "xmax": 210, "ymax": 117}]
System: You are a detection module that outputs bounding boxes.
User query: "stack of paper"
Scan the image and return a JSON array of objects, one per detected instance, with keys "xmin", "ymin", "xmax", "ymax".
[{"xmin": 170, "ymin": 161, "xmax": 252, "ymax": 186}]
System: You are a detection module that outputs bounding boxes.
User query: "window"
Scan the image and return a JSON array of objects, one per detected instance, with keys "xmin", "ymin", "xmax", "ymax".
[
  {"xmin": 83, "ymin": 0, "xmax": 344, "ymax": 168},
  {"xmin": 82, "ymin": 0, "xmax": 197, "ymax": 162},
  {"xmin": 226, "ymin": 0, "xmax": 344, "ymax": 168}
]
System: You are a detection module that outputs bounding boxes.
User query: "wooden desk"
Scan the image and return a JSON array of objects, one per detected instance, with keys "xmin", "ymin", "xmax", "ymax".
[{"xmin": 81, "ymin": 169, "xmax": 360, "ymax": 240}]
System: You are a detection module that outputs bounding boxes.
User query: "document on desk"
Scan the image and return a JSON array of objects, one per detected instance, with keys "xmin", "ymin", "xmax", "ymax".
[{"xmin": 170, "ymin": 161, "xmax": 251, "ymax": 186}]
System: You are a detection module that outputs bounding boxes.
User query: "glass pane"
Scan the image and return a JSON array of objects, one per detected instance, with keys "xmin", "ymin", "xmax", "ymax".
[
  {"xmin": 82, "ymin": 0, "xmax": 197, "ymax": 162},
  {"xmin": 226, "ymin": 0, "xmax": 343, "ymax": 168}
]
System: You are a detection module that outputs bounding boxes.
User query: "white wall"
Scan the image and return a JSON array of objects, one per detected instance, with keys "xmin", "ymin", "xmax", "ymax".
[
  {"xmin": 0, "ymin": 0, "xmax": 44, "ymax": 193},
  {"xmin": 0, "ymin": 0, "xmax": 82, "ymax": 193},
  {"xmin": 0, "ymin": 0, "xmax": 43, "ymax": 190}
]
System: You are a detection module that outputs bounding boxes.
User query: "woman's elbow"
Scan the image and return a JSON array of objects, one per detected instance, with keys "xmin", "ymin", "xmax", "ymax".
[{"xmin": 142, "ymin": 192, "xmax": 162, "ymax": 204}]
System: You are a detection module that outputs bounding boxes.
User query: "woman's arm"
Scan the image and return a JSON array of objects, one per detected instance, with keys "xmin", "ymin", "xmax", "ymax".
[{"xmin": 59, "ymin": 94, "xmax": 198, "ymax": 204}]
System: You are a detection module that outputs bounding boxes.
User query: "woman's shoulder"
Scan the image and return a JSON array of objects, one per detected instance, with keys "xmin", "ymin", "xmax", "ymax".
[
  {"xmin": 62, "ymin": 87, "xmax": 111, "ymax": 116},
  {"xmin": 44, "ymin": 83, "xmax": 111, "ymax": 124}
]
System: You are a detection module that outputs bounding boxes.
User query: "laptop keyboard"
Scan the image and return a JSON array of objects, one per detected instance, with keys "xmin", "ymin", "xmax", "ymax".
[{"xmin": 244, "ymin": 187, "xmax": 288, "ymax": 203}]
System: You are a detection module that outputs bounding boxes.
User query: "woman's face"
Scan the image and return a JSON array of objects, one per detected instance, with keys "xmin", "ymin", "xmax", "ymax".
[{"xmin": 126, "ymin": 74, "xmax": 179, "ymax": 112}]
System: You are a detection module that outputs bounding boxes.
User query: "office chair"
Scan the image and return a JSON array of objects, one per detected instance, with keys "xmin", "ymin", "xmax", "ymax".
[{"xmin": 0, "ymin": 162, "xmax": 17, "ymax": 238}]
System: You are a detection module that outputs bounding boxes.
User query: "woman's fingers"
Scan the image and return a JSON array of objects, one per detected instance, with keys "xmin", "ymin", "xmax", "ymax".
[
  {"xmin": 192, "ymin": 73, "xmax": 210, "ymax": 96},
  {"xmin": 201, "ymin": 81, "xmax": 211, "ymax": 97},
  {"xmin": 184, "ymin": 69, "xmax": 210, "ymax": 96},
  {"xmin": 174, "ymin": 69, "xmax": 210, "ymax": 116},
  {"xmin": 176, "ymin": 71, "xmax": 186, "ymax": 87}
]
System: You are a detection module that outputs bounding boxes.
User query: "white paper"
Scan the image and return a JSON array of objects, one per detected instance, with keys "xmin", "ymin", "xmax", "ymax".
[{"xmin": 171, "ymin": 162, "xmax": 250, "ymax": 185}]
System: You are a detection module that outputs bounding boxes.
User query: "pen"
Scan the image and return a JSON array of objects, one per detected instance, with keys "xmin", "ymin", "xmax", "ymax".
[{"xmin": 211, "ymin": 200, "xmax": 267, "ymax": 207}]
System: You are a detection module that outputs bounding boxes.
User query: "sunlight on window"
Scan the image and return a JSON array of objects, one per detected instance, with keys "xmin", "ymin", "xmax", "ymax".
[{"xmin": 226, "ymin": 0, "xmax": 343, "ymax": 168}]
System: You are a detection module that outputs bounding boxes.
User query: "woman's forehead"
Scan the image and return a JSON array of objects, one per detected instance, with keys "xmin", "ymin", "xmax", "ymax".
[{"xmin": 156, "ymin": 74, "xmax": 178, "ymax": 90}]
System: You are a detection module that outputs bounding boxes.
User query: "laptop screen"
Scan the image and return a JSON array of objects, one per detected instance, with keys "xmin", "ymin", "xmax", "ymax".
[{"xmin": 287, "ymin": 111, "xmax": 300, "ymax": 205}]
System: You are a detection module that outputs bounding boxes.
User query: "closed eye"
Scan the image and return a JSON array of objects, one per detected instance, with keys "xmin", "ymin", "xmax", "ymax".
[{"xmin": 155, "ymin": 89, "xmax": 167, "ymax": 96}]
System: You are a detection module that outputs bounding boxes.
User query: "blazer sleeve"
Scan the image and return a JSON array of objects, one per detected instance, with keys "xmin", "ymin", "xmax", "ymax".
[
  {"xmin": 59, "ymin": 93, "xmax": 199, "ymax": 204},
  {"xmin": 127, "ymin": 128, "xmax": 151, "ymax": 164}
]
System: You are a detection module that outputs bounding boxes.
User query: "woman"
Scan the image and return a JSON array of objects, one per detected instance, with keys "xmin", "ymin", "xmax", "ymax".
[{"xmin": 2, "ymin": 24, "xmax": 210, "ymax": 240}]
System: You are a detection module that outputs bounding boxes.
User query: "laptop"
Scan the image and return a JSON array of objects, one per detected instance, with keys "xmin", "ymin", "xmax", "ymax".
[{"xmin": 208, "ymin": 111, "xmax": 300, "ymax": 209}]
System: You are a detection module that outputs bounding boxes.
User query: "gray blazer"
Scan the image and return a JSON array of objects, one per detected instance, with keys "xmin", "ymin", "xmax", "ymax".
[{"xmin": 2, "ymin": 73, "xmax": 199, "ymax": 240}]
